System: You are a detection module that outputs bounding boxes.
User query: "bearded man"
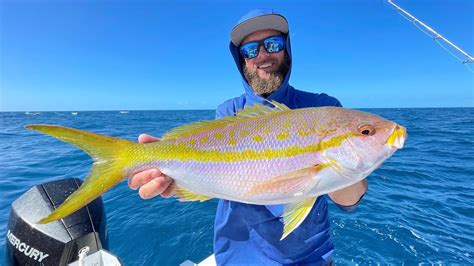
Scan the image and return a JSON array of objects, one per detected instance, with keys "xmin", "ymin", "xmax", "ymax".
[{"xmin": 129, "ymin": 9, "xmax": 368, "ymax": 265}]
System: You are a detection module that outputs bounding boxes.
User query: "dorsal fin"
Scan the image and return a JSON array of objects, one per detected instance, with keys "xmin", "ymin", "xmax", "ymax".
[
  {"xmin": 161, "ymin": 101, "xmax": 290, "ymax": 140},
  {"xmin": 232, "ymin": 100, "xmax": 290, "ymax": 118},
  {"xmin": 267, "ymin": 100, "xmax": 291, "ymax": 111}
]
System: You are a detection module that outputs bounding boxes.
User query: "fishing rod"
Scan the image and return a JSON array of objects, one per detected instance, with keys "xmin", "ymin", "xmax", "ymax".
[{"xmin": 386, "ymin": 0, "xmax": 474, "ymax": 70}]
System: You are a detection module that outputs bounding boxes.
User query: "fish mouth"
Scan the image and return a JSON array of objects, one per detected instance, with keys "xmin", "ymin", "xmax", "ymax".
[{"xmin": 385, "ymin": 125, "xmax": 407, "ymax": 149}]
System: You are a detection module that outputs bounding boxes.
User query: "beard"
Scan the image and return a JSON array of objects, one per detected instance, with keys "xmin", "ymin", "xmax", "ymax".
[{"xmin": 243, "ymin": 54, "xmax": 290, "ymax": 98}]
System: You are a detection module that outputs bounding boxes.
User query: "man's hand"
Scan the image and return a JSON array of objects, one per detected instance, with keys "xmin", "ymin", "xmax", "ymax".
[
  {"xmin": 328, "ymin": 179, "xmax": 368, "ymax": 208},
  {"xmin": 128, "ymin": 134, "xmax": 173, "ymax": 199}
]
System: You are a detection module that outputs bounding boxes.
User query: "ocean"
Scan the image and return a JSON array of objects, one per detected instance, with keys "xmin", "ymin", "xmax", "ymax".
[{"xmin": 0, "ymin": 108, "xmax": 473, "ymax": 265}]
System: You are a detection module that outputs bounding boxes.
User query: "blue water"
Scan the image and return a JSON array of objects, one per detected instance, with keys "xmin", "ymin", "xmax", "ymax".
[{"xmin": 1, "ymin": 108, "xmax": 473, "ymax": 264}]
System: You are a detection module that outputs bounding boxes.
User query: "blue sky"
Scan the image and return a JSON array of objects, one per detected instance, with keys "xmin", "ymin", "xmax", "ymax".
[{"xmin": 1, "ymin": 0, "xmax": 473, "ymax": 111}]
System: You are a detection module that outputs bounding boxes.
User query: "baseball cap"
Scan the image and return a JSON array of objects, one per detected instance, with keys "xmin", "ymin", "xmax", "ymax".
[{"xmin": 230, "ymin": 9, "xmax": 289, "ymax": 46}]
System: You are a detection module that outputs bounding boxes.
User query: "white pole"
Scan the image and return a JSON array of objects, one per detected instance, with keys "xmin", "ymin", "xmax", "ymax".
[{"xmin": 386, "ymin": 0, "xmax": 474, "ymax": 64}]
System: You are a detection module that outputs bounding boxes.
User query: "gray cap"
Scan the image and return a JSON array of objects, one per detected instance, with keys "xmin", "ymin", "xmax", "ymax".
[{"xmin": 230, "ymin": 9, "xmax": 289, "ymax": 46}]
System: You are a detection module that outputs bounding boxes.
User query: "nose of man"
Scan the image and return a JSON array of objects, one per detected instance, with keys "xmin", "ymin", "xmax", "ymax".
[{"xmin": 257, "ymin": 45, "xmax": 271, "ymax": 58}]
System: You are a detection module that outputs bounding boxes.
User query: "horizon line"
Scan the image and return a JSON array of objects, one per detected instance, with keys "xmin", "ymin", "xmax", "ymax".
[{"xmin": 1, "ymin": 106, "xmax": 473, "ymax": 113}]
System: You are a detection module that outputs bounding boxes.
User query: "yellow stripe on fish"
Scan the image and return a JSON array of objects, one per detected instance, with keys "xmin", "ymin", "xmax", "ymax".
[{"xmin": 136, "ymin": 132, "xmax": 359, "ymax": 164}]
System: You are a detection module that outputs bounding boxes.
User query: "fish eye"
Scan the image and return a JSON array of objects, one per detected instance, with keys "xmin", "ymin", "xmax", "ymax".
[{"xmin": 358, "ymin": 125, "xmax": 376, "ymax": 136}]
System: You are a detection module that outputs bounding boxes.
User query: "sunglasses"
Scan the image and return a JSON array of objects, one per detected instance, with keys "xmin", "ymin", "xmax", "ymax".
[{"xmin": 239, "ymin": 35, "xmax": 285, "ymax": 60}]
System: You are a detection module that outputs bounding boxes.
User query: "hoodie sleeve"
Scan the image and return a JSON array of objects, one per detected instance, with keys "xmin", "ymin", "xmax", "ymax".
[
  {"xmin": 294, "ymin": 89, "xmax": 343, "ymax": 108},
  {"xmin": 215, "ymin": 98, "xmax": 238, "ymax": 119},
  {"xmin": 325, "ymin": 94, "xmax": 343, "ymax": 107},
  {"xmin": 215, "ymin": 105, "xmax": 226, "ymax": 119}
]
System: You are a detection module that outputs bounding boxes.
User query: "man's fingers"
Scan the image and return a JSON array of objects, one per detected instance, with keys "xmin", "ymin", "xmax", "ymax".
[
  {"xmin": 128, "ymin": 169, "xmax": 162, "ymax": 190},
  {"xmin": 138, "ymin": 176, "xmax": 173, "ymax": 199},
  {"xmin": 161, "ymin": 186, "xmax": 174, "ymax": 198},
  {"xmin": 130, "ymin": 134, "xmax": 167, "ymax": 199},
  {"xmin": 138, "ymin": 134, "xmax": 160, "ymax": 144}
]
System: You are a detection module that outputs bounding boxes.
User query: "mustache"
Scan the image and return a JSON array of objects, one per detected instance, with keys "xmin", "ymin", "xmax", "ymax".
[{"xmin": 255, "ymin": 59, "xmax": 277, "ymax": 68}]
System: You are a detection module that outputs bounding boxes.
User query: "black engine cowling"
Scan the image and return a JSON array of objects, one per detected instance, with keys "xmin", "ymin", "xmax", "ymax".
[{"xmin": 5, "ymin": 178, "xmax": 107, "ymax": 265}]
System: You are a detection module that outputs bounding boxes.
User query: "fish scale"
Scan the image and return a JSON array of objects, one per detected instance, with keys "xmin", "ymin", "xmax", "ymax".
[{"xmin": 176, "ymin": 109, "xmax": 320, "ymax": 152}]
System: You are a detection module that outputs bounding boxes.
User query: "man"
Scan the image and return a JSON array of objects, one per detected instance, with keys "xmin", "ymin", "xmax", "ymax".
[{"xmin": 128, "ymin": 9, "xmax": 368, "ymax": 265}]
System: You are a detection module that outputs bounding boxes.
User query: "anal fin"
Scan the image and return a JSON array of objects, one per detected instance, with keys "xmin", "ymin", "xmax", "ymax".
[{"xmin": 169, "ymin": 183, "xmax": 212, "ymax": 202}]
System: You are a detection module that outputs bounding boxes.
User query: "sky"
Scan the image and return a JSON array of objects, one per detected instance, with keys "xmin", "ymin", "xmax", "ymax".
[{"xmin": 1, "ymin": 0, "xmax": 473, "ymax": 111}]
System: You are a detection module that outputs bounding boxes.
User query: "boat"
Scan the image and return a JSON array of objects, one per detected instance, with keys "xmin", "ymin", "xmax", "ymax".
[{"xmin": 181, "ymin": 255, "xmax": 216, "ymax": 266}]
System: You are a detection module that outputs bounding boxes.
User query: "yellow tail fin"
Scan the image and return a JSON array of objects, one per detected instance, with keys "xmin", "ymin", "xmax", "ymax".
[{"xmin": 25, "ymin": 124, "xmax": 137, "ymax": 224}]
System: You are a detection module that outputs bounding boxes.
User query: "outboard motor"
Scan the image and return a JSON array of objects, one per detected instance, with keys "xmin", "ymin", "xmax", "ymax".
[{"xmin": 5, "ymin": 178, "xmax": 121, "ymax": 265}]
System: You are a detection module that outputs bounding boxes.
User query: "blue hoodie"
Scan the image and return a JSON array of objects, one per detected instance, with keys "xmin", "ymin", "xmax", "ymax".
[{"xmin": 214, "ymin": 9, "xmax": 342, "ymax": 265}]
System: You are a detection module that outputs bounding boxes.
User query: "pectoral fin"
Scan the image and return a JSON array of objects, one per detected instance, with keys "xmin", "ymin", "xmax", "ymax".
[
  {"xmin": 244, "ymin": 165, "xmax": 326, "ymax": 197},
  {"xmin": 169, "ymin": 183, "xmax": 212, "ymax": 202},
  {"xmin": 281, "ymin": 197, "xmax": 318, "ymax": 240}
]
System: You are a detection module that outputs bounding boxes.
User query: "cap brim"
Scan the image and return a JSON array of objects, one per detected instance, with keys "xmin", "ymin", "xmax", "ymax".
[{"xmin": 230, "ymin": 14, "xmax": 288, "ymax": 46}]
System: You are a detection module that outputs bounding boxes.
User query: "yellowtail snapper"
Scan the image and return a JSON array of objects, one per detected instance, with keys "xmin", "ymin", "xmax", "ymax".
[{"xmin": 26, "ymin": 102, "xmax": 406, "ymax": 240}]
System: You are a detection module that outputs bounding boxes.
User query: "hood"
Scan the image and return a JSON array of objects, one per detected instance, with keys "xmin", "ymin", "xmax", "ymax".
[{"xmin": 229, "ymin": 9, "xmax": 294, "ymax": 106}]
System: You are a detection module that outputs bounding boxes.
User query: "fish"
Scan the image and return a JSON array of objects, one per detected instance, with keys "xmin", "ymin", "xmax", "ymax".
[{"xmin": 25, "ymin": 101, "xmax": 407, "ymax": 240}]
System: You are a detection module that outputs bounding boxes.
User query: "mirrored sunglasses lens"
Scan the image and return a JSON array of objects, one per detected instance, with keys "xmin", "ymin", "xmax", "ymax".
[
  {"xmin": 241, "ymin": 43, "xmax": 259, "ymax": 59},
  {"xmin": 264, "ymin": 36, "xmax": 284, "ymax": 53}
]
